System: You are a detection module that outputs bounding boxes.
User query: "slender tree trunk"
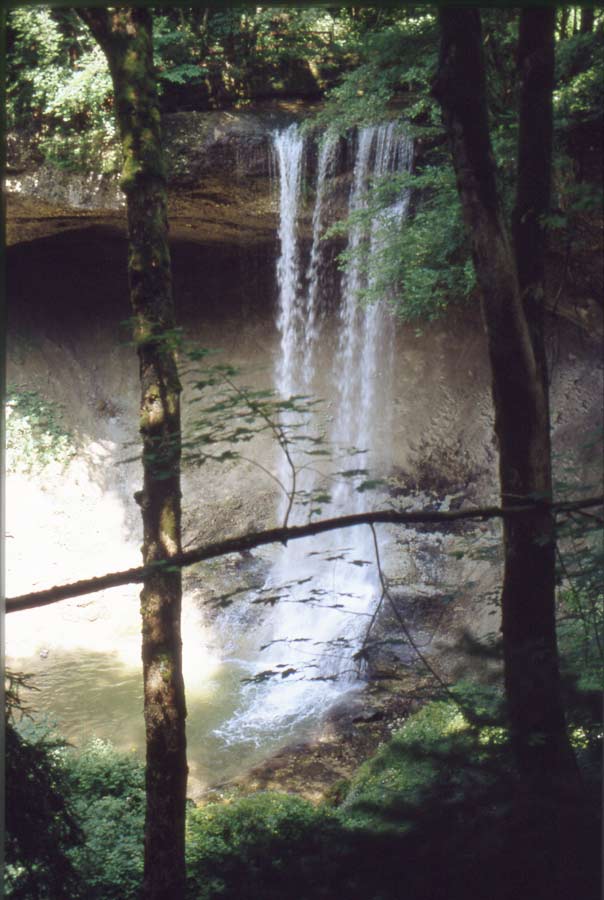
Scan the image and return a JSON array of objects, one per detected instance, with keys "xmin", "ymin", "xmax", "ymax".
[
  {"xmin": 77, "ymin": 10, "xmax": 187, "ymax": 900},
  {"xmin": 580, "ymin": 7, "xmax": 595, "ymax": 34},
  {"xmin": 433, "ymin": 8, "xmax": 577, "ymax": 785},
  {"xmin": 507, "ymin": 7, "xmax": 575, "ymax": 780},
  {"xmin": 513, "ymin": 8, "xmax": 555, "ymax": 377}
]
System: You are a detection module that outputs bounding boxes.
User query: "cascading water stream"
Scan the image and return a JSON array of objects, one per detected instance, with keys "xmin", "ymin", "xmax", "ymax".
[
  {"xmin": 334, "ymin": 123, "xmax": 413, "ymax": 511},
  {"xmin": 217, "ymin": 121, "xmax": 413, "ymax": 744},
  {"xmin": 273, "ymin": 125, "xmax": 306, "ymax": 401},
  {"xmin": 332, "ymin": 125, "xmax": 377, "ymax": 478},
  {"xmin": 303, "ymin": 135, "xmax": 337, "ymax": 383},
  {"xmin": 323, "ymin": 123, "xmax": 413, "ymax": 679}
]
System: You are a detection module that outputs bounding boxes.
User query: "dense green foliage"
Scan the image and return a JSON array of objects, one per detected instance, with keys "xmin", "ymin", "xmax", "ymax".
[
  {"xmin": 327, "ymin": 162, "xmax": 474, "ymax": 324},
  {"xmin": 7, "ymin": 8, "xmax": 117, "ymax": 172},
  {"xmin": 6, "ymin": 7, "xmax": 377, "ymax": 171},
  {"xmin": 186, "ymin": 793, "xmax": 341, "ymax": 900},
  {"xmin": 312, "ymin": 14, "xmax": 440, "ymax": 135},
  {"xmin": 7, "ymin": 7, "xmax": 602, "ymax": 322},
  {"xmin": 340, "ymin": 698, "xmax": 487, "ymax": 831},
  {"xmin": 314, "ymin": 7, "xmax": 603, "ymax": 322},
  {"xmin": 555, "ymin": 508, "xmax": 604, "ymax": 794},
  {"xmin": 4, "ymin": 677, "xmax": 83, "ymax": 900},
  {"xmin": 65, "ymin": 740, "xmax": 146, "ymax": 900},
  {"xmin": 7, "ymin": 661, "xmax": 600, "ymax": 899},
  {"xmin": 5, "ymin": 723, "xmax": 145, "ymax": 900},
  {"xmin": 312, "ymin": 10, "xmax": 472, "ymax": 323},
  {"xmin": 555, "ymin": 28, "xmax": 604, "ymax": 136},
  {"xmin": 557, "ymin": 528, "xmax": 604, "ymax": 696},
  {"xmin": 153, "ymin": 7, "xmax": 353, "ymax": 109}
]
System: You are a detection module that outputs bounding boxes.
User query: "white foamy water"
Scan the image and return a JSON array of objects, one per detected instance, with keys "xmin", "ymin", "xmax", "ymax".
[
  {"xmin": 303, "ymin": 134, "xmax": 338, "ymax": 381},
  {"xmin": 273, "ymin": 124, "xmax": 306, "ymax": 400}
]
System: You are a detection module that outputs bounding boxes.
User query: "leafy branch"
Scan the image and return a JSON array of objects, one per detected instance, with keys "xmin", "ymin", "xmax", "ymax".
[
  {"xmin": 366, "ymin": 522, "xmax": 465, "ymax": 712},
  {"xmin": 180, "ymin": 352, "xmax": 337, "ymax": 526}
]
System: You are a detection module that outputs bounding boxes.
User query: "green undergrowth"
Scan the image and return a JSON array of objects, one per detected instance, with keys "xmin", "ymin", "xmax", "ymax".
[
  {"xmin": 6, "ymin": 674, "xmax": 601, "ymax": 900},
  {"xmin": 186, "ymin": 793, "xmax": 342, "ymax": 900},
  {"xmin": 5, "ymin": 725, "xmax": 145, "ymax": 900},
  {"xmin": 65, "ymin": 739, "xmax": 146, "ymax": 900}
]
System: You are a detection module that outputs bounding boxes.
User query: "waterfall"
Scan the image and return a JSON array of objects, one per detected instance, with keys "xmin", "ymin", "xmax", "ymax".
[
  {"xmin": 217, "ymin": 122, "xmax": 412, "ymax": 744},
  {"xmin": 273, "ymin": 124, "xmax": 306, "ymax": 401},
  {"xmin": 303, "ymin": 135, "xmax": 337, "ymax": 383},
  {"xmin": 334, "ymin": 123, "xmax": 413, "ymax": 508},
  {"xmin": 332, "ymin": 126, "xmax": 377, "ymax": 479}
]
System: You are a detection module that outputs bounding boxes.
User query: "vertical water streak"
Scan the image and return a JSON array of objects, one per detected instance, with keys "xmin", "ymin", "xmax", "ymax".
[
  {"xmin": 273, "ymin": 125, "xmax": 306, "ymax": 401},
  {"xmin": 331, "ymin": 126, "xmax": 377, "ymax": 513},
  {"xmin": 303, "ymin": 135, "xmax": 337, "ymax": 385},
  {"xmin": 272, "ymin": 125, "xmax": 307, "ymax": 524},
  {"xmin": 363, "ymin": 128, "xmax": 414, "ymax": 454},
  {"xmin": 333, "ymin": 124, "xmax": 414, "ymax": 509}
]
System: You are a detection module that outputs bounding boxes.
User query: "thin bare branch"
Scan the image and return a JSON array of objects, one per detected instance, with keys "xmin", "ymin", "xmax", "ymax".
[
  {"xmin": 222, "ymin": 375, "xmax": 299, "ymax": 527},
  {"xmin": 368, "ymin": 523, "xmax": 460, "ymax": 706},
  {"xmin": 239, "ymin": 455, "xmax": 289, "ymax": 496}
]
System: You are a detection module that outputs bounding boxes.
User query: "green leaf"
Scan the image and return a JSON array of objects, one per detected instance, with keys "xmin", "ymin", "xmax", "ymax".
[{"xmin": 356, "ymin": 479, "xmax": 385, "ymax": 493}]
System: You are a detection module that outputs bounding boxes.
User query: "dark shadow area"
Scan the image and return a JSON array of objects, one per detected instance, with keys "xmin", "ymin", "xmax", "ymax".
[{"xmin": 7, "ymin": 221, "xmax": 278, "ymax": 334}]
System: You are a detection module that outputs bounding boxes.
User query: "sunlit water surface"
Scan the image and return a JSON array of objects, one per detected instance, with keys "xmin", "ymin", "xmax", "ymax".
[
  {"xmin": 6, "ymin": 590, "xmax": 325, "ymax": 796},
  {"xmin": 5, "ymin": 471, "xmax": 322, "ymax": 795}
]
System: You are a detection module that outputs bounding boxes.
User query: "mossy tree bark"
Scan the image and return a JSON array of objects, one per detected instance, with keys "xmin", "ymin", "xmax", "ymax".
[
  {"xmin": 77, "ymin": 10, "xmax": 187, "ymax": 900},
  {"xmin": 433, "ymin": 9, "xmax": 578, "ymax": 786}
]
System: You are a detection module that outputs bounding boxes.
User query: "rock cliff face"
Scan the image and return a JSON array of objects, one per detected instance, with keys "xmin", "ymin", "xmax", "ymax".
[
  {"xmin": 7, "ymin": 105, "xmax": 301, "ymax": 211},
  {"xmin": 7, "ymin": 104, "xmax": 601, "ymax": 521},
  {"xmin": 6, "ymin": 106, "xmax": 603, "ymax": 797},
  {"xmin": 8, "ymin": 102, "xmax": 602, "ymax": 329}
]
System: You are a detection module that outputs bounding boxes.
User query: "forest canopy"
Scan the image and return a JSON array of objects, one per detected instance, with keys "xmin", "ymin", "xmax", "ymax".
[{"xmin": 6, "ymin": 6, "xmax": 603, "ymax": 322}]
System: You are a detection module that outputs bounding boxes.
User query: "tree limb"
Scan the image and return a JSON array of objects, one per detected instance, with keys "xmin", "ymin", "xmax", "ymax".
[
  {"xmin": 6, "ymin": 496, "xmax": 602, "ymax": 614},
  {"xmin": 368, "ymin": 523, "xmax": 456, "ymax": 700}
]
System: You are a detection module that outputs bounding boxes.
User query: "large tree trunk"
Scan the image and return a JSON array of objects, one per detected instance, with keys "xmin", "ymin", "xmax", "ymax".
[
  {"xmin": 433, "ymin": 12, "xmax": 596, "ymax": 897},
  {"xmin": 433, "ymin": 8, "xmax": 577, "ymax": 785},
  {"xmin": 77, "ymin": 10, "xmax": 187, "ymax": 900}
]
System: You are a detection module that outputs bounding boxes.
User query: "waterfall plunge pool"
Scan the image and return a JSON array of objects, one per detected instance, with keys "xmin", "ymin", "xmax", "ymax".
[{"xmin": 6, "ymin": 541, "xmax": 377, "ymax": 798}]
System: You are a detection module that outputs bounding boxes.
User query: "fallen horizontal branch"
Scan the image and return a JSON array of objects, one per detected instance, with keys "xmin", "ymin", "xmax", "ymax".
[{"xmin": 6, "ymin": 496, "xmax": 602, "ymax": 613}]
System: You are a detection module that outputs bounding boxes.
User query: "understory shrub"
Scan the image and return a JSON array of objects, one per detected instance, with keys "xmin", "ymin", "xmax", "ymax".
[
  {"xmin": 65, "ymin": 739, "xmax": 146, "ymax": 900},
  {"xmin": 186, "ymin": 792, "xmax": 344, "ymax": 900},
  {"xmin": 335, "ymin": 689, "xmax": 601, "ymax": 900},
  {"xmin": 5, "ymin": 718, "xmax": 83, "ymax": 900},
  {"xmin": 6, "ymin": 684, "xmax": 601, "ymax": 900}
]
